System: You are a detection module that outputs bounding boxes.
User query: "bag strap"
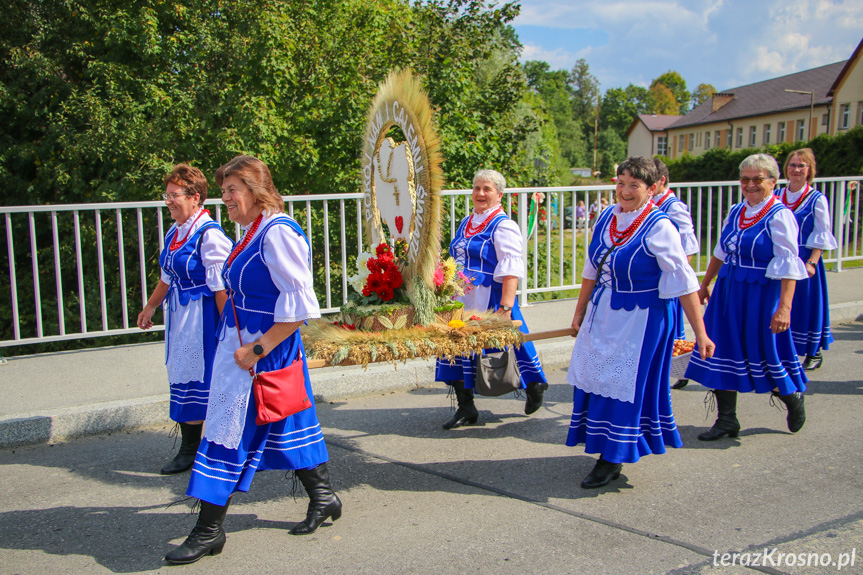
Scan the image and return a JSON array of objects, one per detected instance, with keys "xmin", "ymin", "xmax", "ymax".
[{"xmin": 229, "ymin": 291, "xmax": 256, "ymax": 377}]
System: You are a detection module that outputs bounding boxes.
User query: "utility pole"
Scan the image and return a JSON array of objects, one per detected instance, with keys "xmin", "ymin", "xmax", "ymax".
[{"xmin": 593, "ymin": 93, "xmax": 599, "ymax": 176}]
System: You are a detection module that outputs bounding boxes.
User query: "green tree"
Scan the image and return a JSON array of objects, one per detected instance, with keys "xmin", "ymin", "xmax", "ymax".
[
  {"xmin": 568, "ymin": 58, "xmax": 600, "ymax": 132},
  {"xmin": 649, "ymin": 83, "xmax": 679, "ymax": 115},
  {"xmin": 650, "ymin": 70, "xmax": 690, "ymax": 114},
  {"xmin": 596, "ymin": 127, "xmax": 627, "ymax": 179},
  {"xmin": 691, "ymin": 83, "xmax": 717, "ymax": 108},
  {"xmin": 600, "ymin": 84, "xmax": 654, "ymax": 140}
]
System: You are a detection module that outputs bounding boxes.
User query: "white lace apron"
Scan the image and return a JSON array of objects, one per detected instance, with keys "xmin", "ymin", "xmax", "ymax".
[
  {"xmin": 164, "ymin": 289, "xmax": 206, "ymax": 385},
  {"xmin": 202, "ymin": 326, "xmax": 259, "ymax": 449}
]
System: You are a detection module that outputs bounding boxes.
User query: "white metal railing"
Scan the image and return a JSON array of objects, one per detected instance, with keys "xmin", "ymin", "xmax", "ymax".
[{"xmin": 2, "ymin": 177, "xmax": 861, "ymax": 349}]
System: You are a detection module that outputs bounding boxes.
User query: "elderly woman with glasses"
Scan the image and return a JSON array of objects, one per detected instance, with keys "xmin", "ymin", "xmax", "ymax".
[
  {"xmin": 685, "ymin": 154, "xmax": 809, "ymax": 441},
  {"xmin": 778, "ymin": 148, "xmax": 837, "ymax": 370},
  {"xmin": 138, "ymin": 164, "xmax": 233, "ymax": 475}
]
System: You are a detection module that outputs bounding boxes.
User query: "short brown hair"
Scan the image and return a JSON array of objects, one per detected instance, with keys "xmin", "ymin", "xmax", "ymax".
[
  {"xmin": 215, "ymin": 155, "xmax": 284, "ymax": 214},
  {"xmin": 164, "ymin": 164, "xmax": 208, "ymax": 206},
  {"xmin": 784, "ymin": 148, "xmax": 817, "ymax": 185}
]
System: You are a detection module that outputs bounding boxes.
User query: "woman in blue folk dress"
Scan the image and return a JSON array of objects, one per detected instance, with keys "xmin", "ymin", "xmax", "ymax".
[
  {"xmin": 685, "ymin": 154, "xmax": 809, "ymax": 441},
  {"xmin": 778, "ymin": 148, "xmax": 837, "ymax": 370},
  {"xmin": 138, "ymin": 164, "xmax": 233, "ymax": 475},
  {"xmin": 566, "ymin": 157, "xmax": 714, "ymax": 489},
  {"xmin": 435, "ymin": 169, "xmax": 548, "ymax": 429},
  {"xmin": 652, "ymin": 159, "xmax": 701, "ymax": 390},
  {"xmin": 164, "ymin": 156, "xmax": 341, "ymax": 565}
]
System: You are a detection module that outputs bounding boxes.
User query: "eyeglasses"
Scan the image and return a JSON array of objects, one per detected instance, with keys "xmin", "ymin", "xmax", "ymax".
[
  {"xmin": 162, "ymin": 192, "xmax": 190, "ymax": 200},
  {"xmin": 788, "ymin": 163, "xmax": 808, "ymax": 170},
  {"xmin": 739, "ymin": 176, "xmax": 773, "ymax": 185}
]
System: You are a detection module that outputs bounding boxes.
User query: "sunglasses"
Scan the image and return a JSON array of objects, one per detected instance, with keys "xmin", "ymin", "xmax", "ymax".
[{"xmin": 740, "ymin": 176, "xmax": 773, "ymax": 185}]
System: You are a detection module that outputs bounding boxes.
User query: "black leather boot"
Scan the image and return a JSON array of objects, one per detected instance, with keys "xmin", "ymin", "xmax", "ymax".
[
  {"xmin": 671, "ymin": 379, "xmax": 689, "ymax": 390},
  {"xmin": 773, "ymin": 391, "xmax": 806, "ymax": 433},
  {"xmin": 291, "ymin": 463, "xmax": 342, "ymax": 535},
  {"xmin": 698, "ymin": 390, "xmax": 740, "ymax": 441},
  {"xmin": 524, "ymin": 381, "xmax": 549, "ymax": 415},
  {"xmin": 161, "ymin": 422, "xmax": 202, "ymax": 475},
  {"xmin": 801, "ymin": 352, "xmax": 823, "ymax": 371},
  {"xmin": 442, "ymin": 381, "xmax": 478, "ymax": 429},
  {"xmin": 581, "ymin": 457, "xmax": 623, "ymax": 489},
  {"xmin": 165, "ymin": 499, "xmax": 229, "ymax": 565}
]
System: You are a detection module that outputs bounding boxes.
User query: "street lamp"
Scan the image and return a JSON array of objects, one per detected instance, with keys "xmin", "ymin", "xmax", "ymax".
[{"xmin": 785, "ymin": 89, "xmax": 815, "ymax": 140}]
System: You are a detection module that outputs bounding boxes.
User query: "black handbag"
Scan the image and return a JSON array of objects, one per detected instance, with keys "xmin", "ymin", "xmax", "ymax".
[{"xmin": 473, "ymin": 347, "xmax": 521, "ymax": 397}]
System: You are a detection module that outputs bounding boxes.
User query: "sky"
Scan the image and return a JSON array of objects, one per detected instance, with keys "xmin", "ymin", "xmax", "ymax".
[{"xmin": 512, "ymin": 0, "xmax": 863, "ymax": 94}]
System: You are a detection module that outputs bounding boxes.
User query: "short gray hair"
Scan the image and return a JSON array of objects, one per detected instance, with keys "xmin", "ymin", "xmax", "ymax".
[
  {"xmin": 739, "ymin": 153, "xmax": 780, "ymax": 180},
  {"xmin": 473, "ymin": 169, "xmax": 506, "ymax": 194}
]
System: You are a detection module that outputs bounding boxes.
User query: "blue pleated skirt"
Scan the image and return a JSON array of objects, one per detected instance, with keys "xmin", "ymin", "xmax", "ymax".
[
  {"xmin": 186, "ymin": 334, "xmax": 329, "ymax": 506},
  {"xmin": 790, "ymin": 260, "xmax": 833, "ymax": 357},
  {"xmin": 566, "ymin": 300, "xmax": 682, "ymax": 464},
  {"xmin": 168, "ymin": 296, "xmax": 218, "ymax": 422},
  {"xmin": 685, "ymin": 271, "xmax": 807, "ymax": 394},
  {"xmin": 671, "ymin": 299, "xmax": 686, "ymax": 341},
  {"xmin": 434, "ymin": 298, "xmax": 547, "ymax": 389}
]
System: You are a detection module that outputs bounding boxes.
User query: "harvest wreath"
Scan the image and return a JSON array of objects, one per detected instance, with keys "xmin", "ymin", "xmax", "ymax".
[{"xmin": 302, "ymin": 311, "xmax": 523, "ymax": 369}]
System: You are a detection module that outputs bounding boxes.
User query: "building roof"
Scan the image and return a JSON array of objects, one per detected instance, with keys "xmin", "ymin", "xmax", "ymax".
[
  {"xmin": 625, "ymin": 114, "xmax": 683, "ymax": 137},
  {"xmin": 828, "ymin": 38, "xmax": 863, "ymax": 97},
  {"xmin": 669, "ymin": 60, "xmax": 847, "ymax": 130}
]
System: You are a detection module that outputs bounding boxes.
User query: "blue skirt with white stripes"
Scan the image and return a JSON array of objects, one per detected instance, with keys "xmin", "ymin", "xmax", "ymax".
[
  {"xmin": 790, "ymin": 259, "xmax": 833, "ymax": 357},
  {"xmin": 684, "ymin": 271, "xmax": 807, "ymax": 394},
  {"xmin": 434, "ymin": 296, "xmax": 547, "ymax": 389},
  {"xmin": 168, "ymin": 296, "xmax": 219, "ymax": 422},
  {"xmin": 566, "ymin": 300, "xmax": 682, "ymax": 464},
  {"xmin": 186, "ymin": 336, "xmax": 329, "ymax": 507}
]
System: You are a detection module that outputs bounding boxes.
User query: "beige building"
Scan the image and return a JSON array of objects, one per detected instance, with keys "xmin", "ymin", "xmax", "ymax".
[
  {"xmin": 632, "ymin": 38, "xmax": 863, "ymax": 160},
  {"xmin": 626, "ymin": 114, "xmax": 683, "ymax": 157}
]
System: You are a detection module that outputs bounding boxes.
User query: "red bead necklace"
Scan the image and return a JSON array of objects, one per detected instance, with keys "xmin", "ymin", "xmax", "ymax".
[
  {"xmin": 226, "ymin": 213, "xmax": 264, "ymax": 266},
  {"xmin": 738, "ymin": 195, "xmax": 776, "ymax": 229},
  {"xmin": 781, "ymin": 183, "xmax": 810, "ymax": 212},
  {"xmin": 654, "ymin": 189, "xmax": 673, "ymax": 207},
  {"xmin": 609, "ymin": 201, "xmax": 654, "ymax": 246},
  {"xmin": 465, "ymin": 206, "xmax": 503, "ymax": 238},
  {"xmin": 169, "ymin": 209, "xmax": 209, "ymax": 251}
]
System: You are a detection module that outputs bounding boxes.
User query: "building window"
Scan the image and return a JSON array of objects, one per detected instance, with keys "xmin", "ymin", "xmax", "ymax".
[
  {"xmin": 704, "ymin": 131, "xmax": 711, "ymax": 150},
  {"xmin": 840, "ymin": 103, "xmax": 851, "ymax": 129},
  {"xmin": 749, "ymin": 126, "xmax": 757, "ymax": 147},
  {"xmin": 858, "ymin": 101, "xmax": 863, "ymax": 126},
  {"xmin": 688, "ymin": 134, "xmax": 694, "ymax": 151},
  {"xmin": 726, "ymin": 130, "xmax": 732, "ymax": 148},
  {"xmin": 763, "ymin": 124, "xmax": 771, "ymax": 145},
  {"xmin": 679, "ymin": 135, "xmax": 684, "ymax": 152},
  {"xmin": 822, "ymin": 113, "xmax": 829, "ymax": 126},
  {"xmin": 797, "ymin": 119, "xmax": 806, "ymax": 141},
  {"xmin": 778, "ymin": 121, "xmax": 786, "ymax": 142},
  {"xmin": 657, "ymin": 136, "xmax": 667, "ymax": 156},
  {"xmin": 736, "ymin": 127, "xmax": 743, "ymax": 148},
  {"xmin": 715, "ymin": 130, "xmax": 722, "ymax": 149}
]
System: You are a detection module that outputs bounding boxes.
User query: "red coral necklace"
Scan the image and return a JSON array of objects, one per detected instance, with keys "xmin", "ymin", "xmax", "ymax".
[
  {"xmin": 781, "ymin": 183, "xmax": 809, "ymax": 212},
  {"xmin": 654, "ymin": 189, "xmax": 673, "ymax": 207},
  {"xmin": 169, "ymin": 209, "xmax": 208, "ymax": 251},
  {"xmin": 738, "ymin": 195, "xmax": 776, "ymax": 229},
  {"xmin": 226, "ymin": 213, "xmax": 264, "ymax": 266},
  {"xmin": 609, "ymin": 202, "xmax": 654, "ymax": 246},
  {"xmin": 465, "ymin": 206, "xmax": 503, "ymax": 238}
]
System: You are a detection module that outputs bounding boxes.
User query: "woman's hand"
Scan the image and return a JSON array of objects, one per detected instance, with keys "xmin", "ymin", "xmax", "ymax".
[
  {"xmin": 571, "ymin": 309, "xmax": 586, "ymax": 336},
  {"xmin": 770, "ymin": 306, "xmax": 791, "ymax": 334},
  {"xmin": 697, "ymin": 284, "xmax": 711, "ymax": 305},
  {"xmin": 234, "ymin": 342, "xmax": 260, "ymax": 372},
  {"xmin": 805, "ymin": 262, "xmax": 816, "ymax": 278},
  {"xmin": 695, "ymin": 333, "xmax": 716, "ymax": 360},
  {"xmin": 495, "ymin": 307, "xmax": 513, "ymax": 320},
  {"xmin": 137, "ymin": 305, "xmax": 156, "ymax": 330}
]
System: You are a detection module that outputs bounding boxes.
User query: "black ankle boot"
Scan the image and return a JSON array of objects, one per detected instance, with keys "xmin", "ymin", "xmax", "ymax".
[
  {"xmin": 165, "ymin": 499, "xmax": 229, "ymax": 565},
  {"xmin": 524, "ymin": 381, "xmax": 549, "ymax": 415},
  {"xmin": 442, "ymin": 381, "xmax": 478, "ymax": 429},
  {"xmin": 671, "ymin": 379, "xmax": 689, "ymax": 390},
  {"xmin": 581, "ymin": 458, "xmax": 623, "ymax": 489},
  {"xmin": 291, "ymin": 463, "xmax": 342, "ymax": 535},
  {"xmin": 773, "ymin": 391, "xmax": 806, "ymax": 433},
  {"xmin": 161, "ymin": 422, "xmax": 202, "ymax": 475},
  {"xmin": 698, "ymin": 390, "xmax": 740, "ymax": 441},
  {"xmin": 801, "ymin": 352, "xmax": 823, "ymax": 371}
]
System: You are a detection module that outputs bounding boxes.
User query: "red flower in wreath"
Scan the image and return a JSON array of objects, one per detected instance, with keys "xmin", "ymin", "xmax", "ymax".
[{"xmin": 361, "ymin": 242, "xmax": 404, "ymax": 302}]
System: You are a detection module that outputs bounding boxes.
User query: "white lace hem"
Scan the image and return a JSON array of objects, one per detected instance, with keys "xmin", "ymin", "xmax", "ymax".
[
  {"xmin": 805, "ymin": 231, "xmax": 838, "ymax": 251},
  {"xmin": 165, "ymin": 292, "xmax": 206, "ymax": 385},
  {"xmin": 203, "ymin": 327, "xmax": 258, "ymax": 449},
  {"xmin": 493, "ymin": 254, "xmax": 524, "ymax": 282},
  {"xmin": 766, "ymin": 255, "xmax": 808, "ymax": 280}
]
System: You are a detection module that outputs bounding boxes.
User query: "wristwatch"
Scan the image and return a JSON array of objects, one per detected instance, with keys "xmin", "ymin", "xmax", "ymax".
[
  {"xmin": 806, "ymin": 260, "xmax": 816, "ymax": 266},
  {"xmin": 500, "ymin": 304, "xmax": 512, "ymax": 312},
  {"xmin": 252, "ymin": 343, "xmax": 265, "ymax": 356}
]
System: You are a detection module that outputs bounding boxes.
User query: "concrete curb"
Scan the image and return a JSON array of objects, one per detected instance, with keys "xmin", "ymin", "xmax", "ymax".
[{"xmin": 2, "ymin": 303, "xmax": 861, "ymax": 450}]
